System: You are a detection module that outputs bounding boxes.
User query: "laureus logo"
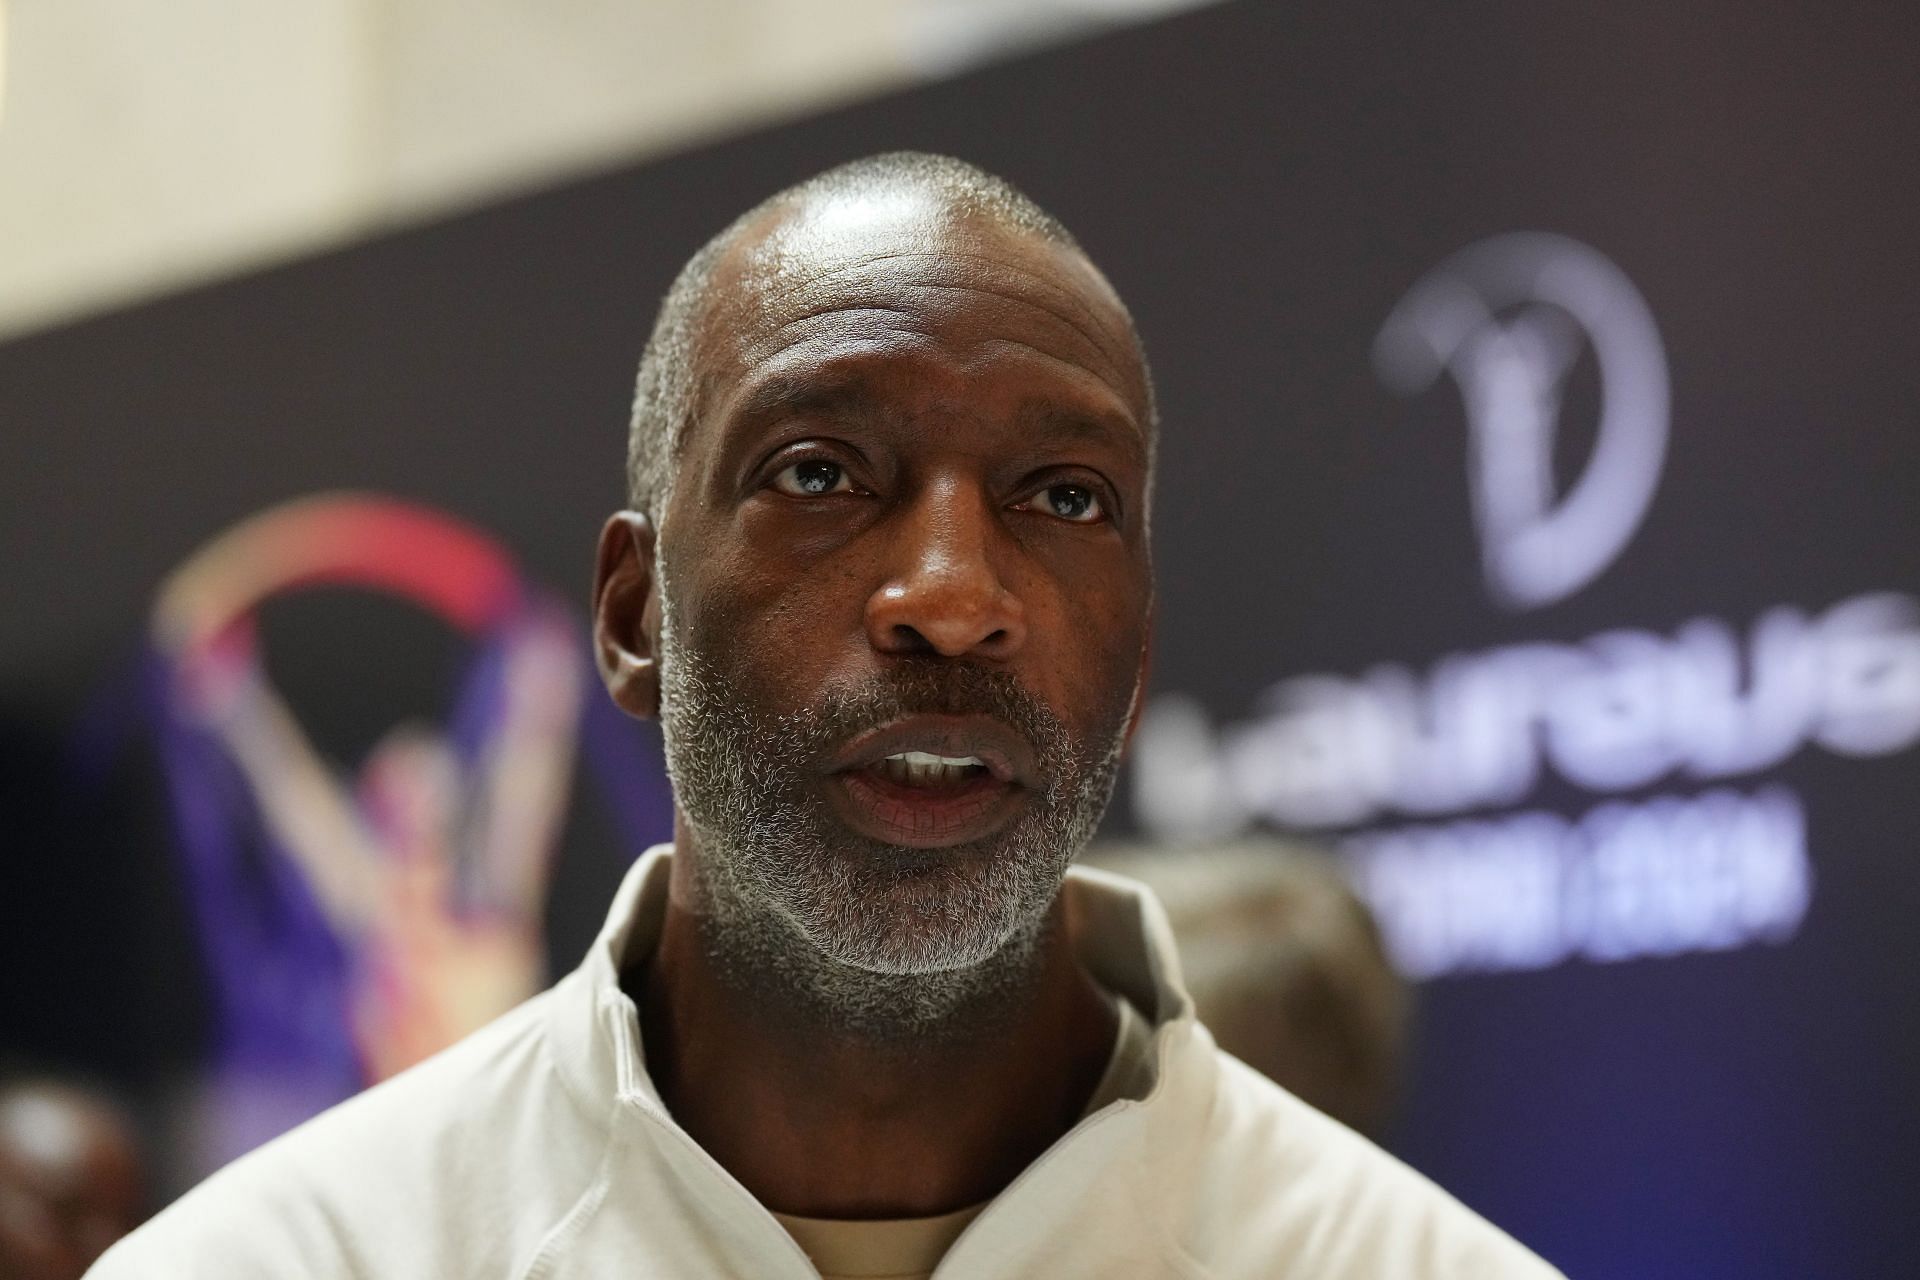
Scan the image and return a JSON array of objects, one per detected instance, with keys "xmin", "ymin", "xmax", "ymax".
[
  {"xmin": 1373, "ymin": 232, "xmax": 1669, "ymax": 611},
  {"xmin": 1132, "ymin": 230, "xmax": 1920, "ymax": 976}
]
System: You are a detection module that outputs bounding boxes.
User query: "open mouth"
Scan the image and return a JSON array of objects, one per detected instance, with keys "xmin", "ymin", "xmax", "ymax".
[{"xmin": 825, "ymin": 717, "xmax": 1034, "ymax": 848}]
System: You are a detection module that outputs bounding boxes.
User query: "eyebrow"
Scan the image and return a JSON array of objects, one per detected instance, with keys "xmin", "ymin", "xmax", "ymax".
[
  {"xmin": 721, "ymin": 373, "xmax": 1149, "ymax": 468},
  {"xmin": 726, "ymin": 374, "xmax": 882, "ymax": 433},
  {"xmin": 1011, "ymin": 399, "xmax": 1150, "ymax": 467}
]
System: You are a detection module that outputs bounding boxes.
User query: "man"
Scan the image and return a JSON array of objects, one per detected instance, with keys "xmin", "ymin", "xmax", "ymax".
[{"xmin": 91, "ymin": 153, "xmax": 1563, "ymax": 1278}]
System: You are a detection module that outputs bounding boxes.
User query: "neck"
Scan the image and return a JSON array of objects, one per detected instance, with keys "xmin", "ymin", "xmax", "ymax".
[{"xmin": 628, "ymin": 833, "xmax": 1117, "ymax": 1219}]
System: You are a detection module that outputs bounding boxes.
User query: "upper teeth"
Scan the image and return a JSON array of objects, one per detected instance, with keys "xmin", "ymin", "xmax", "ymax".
[
  {"xmin": 876, "ymin": 750, "xmax": 987, "ymax": 786},
  {"xmin": 886, "ymin": 751, "xmax": 983, "ymax": 767}
]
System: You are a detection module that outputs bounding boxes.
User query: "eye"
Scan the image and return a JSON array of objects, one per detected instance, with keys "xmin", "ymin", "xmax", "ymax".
[
  {"xmin": 771, "ymin": 459, "xmax": 854, "ymax": 497},
  {"xmin": 1024, "ymin": 483, "xmax": 1105, "ymax": 524}
]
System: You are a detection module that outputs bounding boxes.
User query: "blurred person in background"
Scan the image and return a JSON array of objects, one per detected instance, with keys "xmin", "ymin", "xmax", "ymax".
[
  {"xmin": 1085, "ymin": 841, "xmax": 1410, "ymax": 1138},
  {"xmin": 92, "ymin": 152, "xmax": 1558, "ymax": 1279},
  {"xmin": 0, "ymin": 1073, "xmax": 146, "ymax": 1280}
]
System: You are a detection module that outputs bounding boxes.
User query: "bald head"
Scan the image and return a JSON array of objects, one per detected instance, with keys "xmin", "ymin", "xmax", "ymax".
[{"xmin": 625, "ymin": 152, "xmax": 1152, "ymax": 523}]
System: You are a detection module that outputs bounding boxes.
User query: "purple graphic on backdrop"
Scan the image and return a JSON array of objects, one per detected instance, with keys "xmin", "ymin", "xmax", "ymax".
[{"xmin": 95, "ymin": 494, "xmax": 670, "ymax": 1166}]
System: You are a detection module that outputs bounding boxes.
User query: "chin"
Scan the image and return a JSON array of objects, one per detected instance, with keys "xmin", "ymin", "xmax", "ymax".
[{"xmin": 785, "ymin": 832, "xmax": 1062, "ymax": 976}]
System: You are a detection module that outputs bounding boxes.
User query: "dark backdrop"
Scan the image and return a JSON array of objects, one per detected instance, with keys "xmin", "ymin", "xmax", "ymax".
[{"xmin": 4, "ymin": 3, "xmax": 1917, "ymax": 1274}]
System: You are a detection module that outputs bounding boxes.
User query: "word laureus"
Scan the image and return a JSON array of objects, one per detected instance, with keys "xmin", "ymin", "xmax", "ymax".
[{"xmin": 1135, "ymin": 590, "xmax": 1920, "ymax": 833}]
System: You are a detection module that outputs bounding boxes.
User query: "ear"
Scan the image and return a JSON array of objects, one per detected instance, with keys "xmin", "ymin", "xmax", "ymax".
[{"xmin": 593, "ymin": 511, "xmax": 662, "ymax": 720}]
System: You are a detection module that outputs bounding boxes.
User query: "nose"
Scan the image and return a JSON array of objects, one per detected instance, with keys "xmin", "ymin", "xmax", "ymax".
[{"xmin": 865, "ymin": 478, "xmax": 1027, "ymax": 661}]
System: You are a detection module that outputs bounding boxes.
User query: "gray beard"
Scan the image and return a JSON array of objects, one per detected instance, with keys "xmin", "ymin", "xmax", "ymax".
[{"xmin": 655, "ymin": 598, "xmax": 1128, "ymax": 1045}]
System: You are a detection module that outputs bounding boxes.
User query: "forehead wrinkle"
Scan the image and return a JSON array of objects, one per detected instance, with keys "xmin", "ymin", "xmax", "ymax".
[
  {"xmin": 723, "ymin": 326, "xmax": 1143, "ymax": 456},
  {"xmin": 674, "ymin": 233, "xmax": 1152, "ymax": 506},
  {"xmin": 735, "ymin": 247, "xmax": 1142, "ymax": 386},
  {"xmin": 731, "ymin": 285, "xmax": 1145, "ymax": 430},
  {"xmin": 751, "ymin": 305, "xmax": 936, "ymax": 363}
]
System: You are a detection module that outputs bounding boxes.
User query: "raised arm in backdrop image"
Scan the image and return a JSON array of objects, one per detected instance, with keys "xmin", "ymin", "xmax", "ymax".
[{"xmin": 85, "ymin": 152, "xmax": 1557, "ymax": 1279}]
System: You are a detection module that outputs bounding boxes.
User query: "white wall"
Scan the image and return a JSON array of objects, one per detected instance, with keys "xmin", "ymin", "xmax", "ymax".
[{"xmin": 0, "ymin": 0, "xmax": 1215, "ymax": 341}]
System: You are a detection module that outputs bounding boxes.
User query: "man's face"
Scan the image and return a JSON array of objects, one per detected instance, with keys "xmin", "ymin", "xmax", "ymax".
[{"xmin": 651, "ymin": 191, "xmax": 1153, "ymax": 980}]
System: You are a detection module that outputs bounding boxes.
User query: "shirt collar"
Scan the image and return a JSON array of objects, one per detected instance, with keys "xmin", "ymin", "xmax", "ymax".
[{"xmin": 545, "ymin": 843, "xmax": 1208, "ymax": 1130}]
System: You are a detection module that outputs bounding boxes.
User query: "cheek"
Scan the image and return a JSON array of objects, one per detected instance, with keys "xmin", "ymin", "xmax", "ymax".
[
  {"xmin": 672, "ymin": 529, "xmax": 872, "ymax": 690},
  {"xmin": 1088, "ymin": 608, "xmax": 1152, "ymax": 730},
  {"xmin": 1020, "ymin": 559, "xmax": 1150, "ymax": 731}
]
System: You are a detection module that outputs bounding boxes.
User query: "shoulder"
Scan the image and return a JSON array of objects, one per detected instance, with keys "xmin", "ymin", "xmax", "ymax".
[
  {"xmin": 89, "ymin": 987, "xmax": 604, "ymax": 1279},
  {"xmin": 1169, "ymin": 1048, "xmax": 1565, "ymax": 1280}
]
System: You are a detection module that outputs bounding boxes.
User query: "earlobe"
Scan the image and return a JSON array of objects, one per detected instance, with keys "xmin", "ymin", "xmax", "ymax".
[{"xmin": 592, "ymin": 511, "xmax": 662, "ymax": 721}]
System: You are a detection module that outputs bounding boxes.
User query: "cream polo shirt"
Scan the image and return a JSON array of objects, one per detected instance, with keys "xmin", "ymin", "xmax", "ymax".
[{"xmin": 90, "ymin": 848, "xmax": 1566, "ymax": 1279}]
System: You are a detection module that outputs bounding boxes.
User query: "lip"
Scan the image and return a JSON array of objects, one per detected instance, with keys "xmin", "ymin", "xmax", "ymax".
[
  {"xmin": 824, "ymin": 714, "xmax": 1036, "ymax": 848},
  {"xmin": 828, "ymin": 714, "xmax": 1036, "ymax": 786}
]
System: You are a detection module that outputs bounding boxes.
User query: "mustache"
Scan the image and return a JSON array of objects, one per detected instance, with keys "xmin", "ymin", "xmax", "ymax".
[{"xmin": 801, "ymin": 660, "xmax": 1068, "ymax": 759}]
